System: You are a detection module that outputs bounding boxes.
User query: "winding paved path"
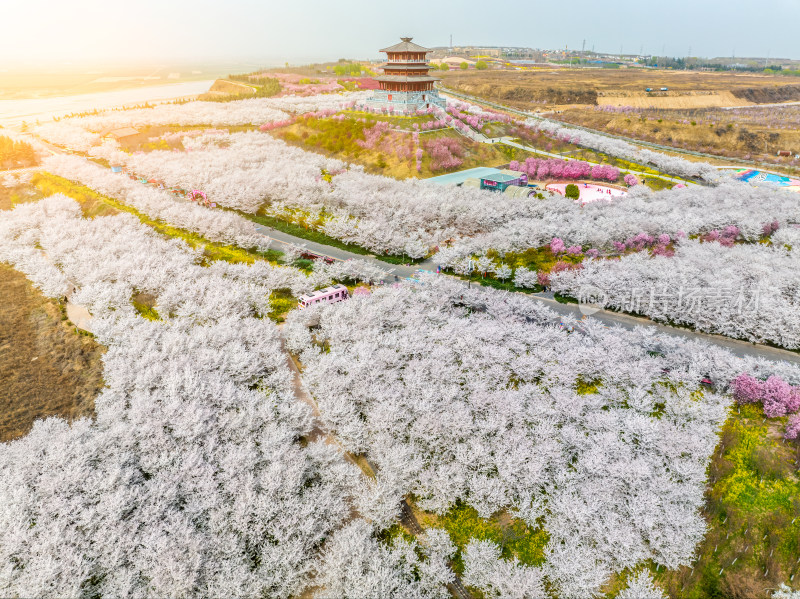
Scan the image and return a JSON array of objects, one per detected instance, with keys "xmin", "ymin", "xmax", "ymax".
[
  {"xmin": 254, "ymin": 226, "xmax": 800, "ymax": 365},
  {"xmin": 438, "ymin": 86, "xmax": 796, "ymax": 177}
]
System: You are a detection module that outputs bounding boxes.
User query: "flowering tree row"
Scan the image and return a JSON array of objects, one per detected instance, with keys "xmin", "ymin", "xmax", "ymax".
[
  {"xmin": 550, "ymin": 239, "xmax": 800, "ymax": 348},
  {"xmin": 99, "ymin": 130, "xmax": 527, "ymax": 258},
  {"xmin": 771, "ymin": 225, "xmax": 800, "ymax": 250},
  {"xmin": 0, "ymin": 196, "xmax": 457, "ymax": 598},
  {"xmin": 423, "ymin": 137, "xmax": 465, "ymax": 171},
  {"xmin": 0, "ymin": 196, "xmax": 352, "ymax": 596},
  {"xmin": 446, "ymin": 99, "xmax": 512, "ymax": 129},
  {"xmin": 46, "ymin": 99, "xmax": 800, "ymax": 267},
  {"xmin": 108, "ymin": 129, "xmax": 800, "ymax": 262},
  {"xmin": 43, "ymin": 154, "xmax": 270, "ymax": 251},
  {"xmin": 284, "ymin": 275, "xmax": 800, "ymax": 596},
  {"xmin": 733, "ymin": 373, "xmax": 800, "ymax": 423},
  {"xmin": 39, "ymin": 156, "xmax": 390, "ymax": 291},
  {"xmin": 34, "ymin": 100, "xmax": 290, "ymax": 150},
  {"xmin": 508, "ymin": 157, "xmax": 620, "ymax": 182},
  {"xmin": 525, "ymin": 117, "xmax": 719, "ymax": 180},
  {"xmin": 263, "ymin": 91, "xmax": 370, "ymax": 115},
  {"xmin": 436, "ymin": 180, "xmax": 800, "ymax": 265},
  {"xmin": 33, "ymin": 93, "xmax": 371, "ymax": 151}
]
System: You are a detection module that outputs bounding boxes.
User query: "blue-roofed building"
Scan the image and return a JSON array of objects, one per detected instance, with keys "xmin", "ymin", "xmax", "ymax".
[
  {"xmin": 480, "ymin": 170, "xmax": 527, "ymax": 191},
  {"xmin": 426, "ymin": 166, "xmax": 502, "ymax": 186}
]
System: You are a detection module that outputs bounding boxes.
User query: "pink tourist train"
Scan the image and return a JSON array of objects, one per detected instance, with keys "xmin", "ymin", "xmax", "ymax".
[{"xmin": 298, "ymin": 284, "xmax": 349, "ymax": 309}]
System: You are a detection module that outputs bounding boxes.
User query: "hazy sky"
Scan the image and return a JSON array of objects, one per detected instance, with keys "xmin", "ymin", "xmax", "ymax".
[{"xmin": 4, "ymin": 0, "xmax": 799, "ymax": 67}]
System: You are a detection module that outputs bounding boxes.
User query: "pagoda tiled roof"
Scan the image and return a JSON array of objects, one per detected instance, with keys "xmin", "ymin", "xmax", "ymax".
[
  {"xmin": 379, "ymin": 37, "xmax": 431, "ymax": 53},
  {"xmin": 380, "ymin": 63, "xmax": 430, "ymax": 70},
  {"xmin": 374, "ymin": 75, "xmax": 440, "ymax": 83}
]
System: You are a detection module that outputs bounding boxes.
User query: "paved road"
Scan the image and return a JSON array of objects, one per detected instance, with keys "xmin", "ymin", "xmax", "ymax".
[
  {"xmin": 531, "ymin": 291, "xmax": 800, "ymax": 364},
  {"xmin": 0, "ymin": 165, "xmax": 43, "ymax": 176},
  {"xmin": 27, "ymin": 112, "xmax": 800, "ymax": 366},
  {"xmin": 254, "ymin": 225, "xmax": 800, "ymax": 365},
  {"xmin": 254, "ymin": 224, "xmax": 438, "ymax": 279}
]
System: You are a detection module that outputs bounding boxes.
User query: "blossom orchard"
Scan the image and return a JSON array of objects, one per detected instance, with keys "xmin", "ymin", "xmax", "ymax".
[
  {"xmin": 284, "ymin": 275, "xmax": 800, "ymax": 597},
  {"xmin": 508, "ymin": 157, "xmax": 620, "ymax": 183},
  {"xmin": 732, "ymin": 373, "xmax": 800, "ymax": 439}
]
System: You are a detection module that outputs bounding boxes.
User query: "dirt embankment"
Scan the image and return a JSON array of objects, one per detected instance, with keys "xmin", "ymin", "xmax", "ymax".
[
  {"xmin": 0, "ymin": 263, "xmax": 104, "ymax": 442},
  {"xmin": 598, "ymin": 91, "xmax": 750, "ymax": 109},
  {"xmin": 455, "ymin": 83, "xmax": 598, "ymax": 106},
  {"xmin": 732, "ymin": 84, "xmax": 800, "ymax": 104},
  {"xmin": 441, "ymin": 69, "xmax": 800, "ymax": 111},
  {"xmin": 200, "ymin": 79, "xmax": 257, "ymax": 100}
]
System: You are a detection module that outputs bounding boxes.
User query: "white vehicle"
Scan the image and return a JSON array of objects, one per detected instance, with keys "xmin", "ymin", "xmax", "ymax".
[{"xmin": 298, "ymin": 284, "xmax": 349, "ymax": 309}]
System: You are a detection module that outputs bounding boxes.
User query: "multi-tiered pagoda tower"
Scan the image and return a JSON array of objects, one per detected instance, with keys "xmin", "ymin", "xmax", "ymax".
[{"xmin": 367, "ymin": 37, "xmax": 446, "ymax": 114}]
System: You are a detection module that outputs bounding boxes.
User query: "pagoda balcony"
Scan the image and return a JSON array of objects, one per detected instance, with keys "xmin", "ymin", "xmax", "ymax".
[
  {"xmin": 386, "ymin": 58, "xmax": 428, "ymax": 65},
  {"xmin": 366, "ymin": 89, "xmax": 446, "ymax": 107}
]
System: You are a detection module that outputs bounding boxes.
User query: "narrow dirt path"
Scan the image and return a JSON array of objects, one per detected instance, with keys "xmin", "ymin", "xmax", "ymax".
[
  {"xmin": 38, "ymin": 251, "xmax": 93, "ymax": 333},
  {"xmin": 279, "ymin": 323, "xmax": 472, "ymax": 598}
]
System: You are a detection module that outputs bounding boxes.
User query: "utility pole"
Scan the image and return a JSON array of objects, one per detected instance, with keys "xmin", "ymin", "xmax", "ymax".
[
  {"xmin": 581, "ymin": 39, "xmax": 585, "ymax": 57},
  {"xmin": 450, "ymin": 34, "xmax": 453, "ymax": 50}
]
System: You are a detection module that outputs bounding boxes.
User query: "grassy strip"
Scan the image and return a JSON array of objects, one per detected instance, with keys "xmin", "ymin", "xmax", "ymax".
[
  {"xmin": 553, "ymin": 292, "xmax": 579, "ymax": 305},
  {"xmin": 232, "ymin": 208, "xmax": 425, "ymax": 265},
  {"xmin": 451, "ymin": 272, "xmax": 541, "ymax": 294},
  {"xmin": 132, "ymin": 300, "xmax": 160, "ymax": 321},
  {"xmin": 32, "ymin": 172, "xmax": 294, "ymax": 322},
  {"xmin": 32, "ymin": 172, "xmax": 284, "ymax": 265},
  {"xmin": 412, "ymin": 500, "xmax": 549, "ymax": 575},
  {"xmin": 656, "ymin": 404, "xmax": 800, "ymax": 597},
  {"xmin": 266, "ymin": 288, "xmax": 295, "ymax": 324}
]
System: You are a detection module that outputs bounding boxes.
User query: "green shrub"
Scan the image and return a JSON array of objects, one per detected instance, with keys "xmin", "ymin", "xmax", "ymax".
[
  {"xmin": 475, "ymin": 60, "xmax": 488, "ymax": 70},
  {"xmin": 564, "ymin": 183, "xmax": 580, "ymax": 200},
  {"xmin": 429, "ymin": 501, "xmax": 549, "ymax": 573},
  {"xmin": 268, "ymin": 289, "xmax": 297, "ymax": 322}
]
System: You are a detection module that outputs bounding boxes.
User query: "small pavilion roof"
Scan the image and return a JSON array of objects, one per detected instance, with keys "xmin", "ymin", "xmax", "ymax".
[
  {"xmin": 380, "ymin": 37, "xmax": 431, "ymax": 53},
  {"xmin": 101, "ymin": 126, "xmax": 140, "ymax": 139}
]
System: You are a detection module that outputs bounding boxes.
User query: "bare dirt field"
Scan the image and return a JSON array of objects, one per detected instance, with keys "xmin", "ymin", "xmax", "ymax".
[
  {"xmin": 0, "ymin": 182, "xmax": 44, "ymax": 211},
  {"xmin": 441, "ymin": 69, "xmax": 800, "ymax": 169},
  {"xmin": 200, "ymin": 79, "xmax": 258, "ymax": 100},
  {"xmin": 0, "ymin": 264, "xmax": 104, "ymax": 442},
  {"xmin": 597, "ymin": 90, "xmax": 747, "ymax": 109},
  {"xmin": 440, "ymin": 69, "xmax": 800, "ymax": 110},
  {"xmin": 558, "ymin": 105, "xmax": 800, "ymax": 168}
]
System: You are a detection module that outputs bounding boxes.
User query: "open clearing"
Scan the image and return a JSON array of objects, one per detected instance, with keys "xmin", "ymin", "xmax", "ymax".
[
  {"xmin": 0, "ymin": 263, "xmax": 104, "ymax": 442},
  {"xmin": 272, "ymin": 113, "xmax": 533, "ymax": 179}
]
